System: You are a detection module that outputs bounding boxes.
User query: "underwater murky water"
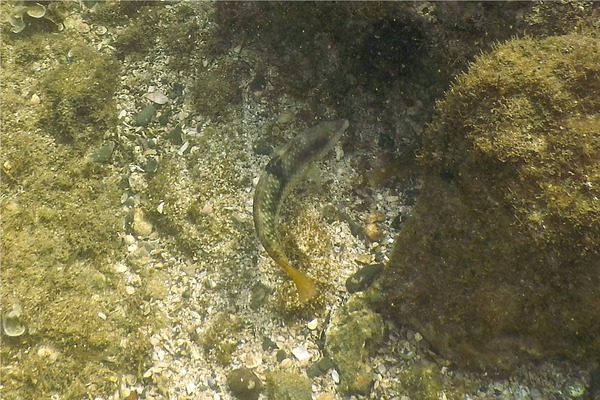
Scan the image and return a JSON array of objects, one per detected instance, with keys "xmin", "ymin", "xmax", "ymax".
[{"xmin": 1, "ymin": 2, "xmax": 598, "ymax": 399}]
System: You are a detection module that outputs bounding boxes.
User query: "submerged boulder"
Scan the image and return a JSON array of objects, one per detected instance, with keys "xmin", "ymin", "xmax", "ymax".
[{"xmin": 375, "ymin": 33, "xmax": 600, "ymax": 371}]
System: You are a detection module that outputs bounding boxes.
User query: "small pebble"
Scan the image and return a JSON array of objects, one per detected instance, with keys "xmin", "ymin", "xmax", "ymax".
[
  {"xmin": 307, "ymin": 318, "xmax": 318, "ymax": 330},
  {"xmin": 261, "ymin": 336, "xmax": 278, "ymax": 351},
  {"xmin": 252, "ymin": 139, "xmax": 274, "ymax": 156},
  {"xmin": 276, "ymin": 349, "xmax": 287, "ymax": 362},
  {"xmin": 277, "ymin": 111, "xmax": 294, "ymax": 124},
  {"xmin": 132, "ymin": 208, "xmax": 153, "ymax": 237},
  {"xmin": 145, "ymin": 157, "xmax": 159, "ymax": 173},
  {"xmin": 364, "ymin": 222, "xmax": 383, "ymax": 242},
  {"xmin": 345, "ymin": 263, "xmax": 384, "ymax": 293},
  {"xmin": 306, "ymin": 357, "xmax": 334, "ymax": 378},
  {"xmin": 114, "ymin": 263, "xmax": 128, "ymax": 273},
  {"xmin": 135, "ymin": 105, "xmax": 156, "ymax": 126},
  {"xmin": 89, "ymin": 142, "xmax": 115, "ymax": 163},
  {"xmin": 123, "ymin": 234, "xmax": 136, "ymax": 246},
  {"xmin": 37, "ymin": 346, "xmax": 59, "ymax": 363},
  {"xmin": 355, "ymin": 254, "xmax": 373, "ymax": 264},
  {"xmin": 227, "ymin": 367, "xmax": 262, "ymax": 400},
  {"xmin": 74, "ymin": 20, "xmax": 90, "ymax": 33},
  {"xmin": 185, "ymin": 382, "xmax": 196, "ymax": 394},
  {"xmin": 169, "ymin": 124, "xmax": 184, "ymax": 145}
]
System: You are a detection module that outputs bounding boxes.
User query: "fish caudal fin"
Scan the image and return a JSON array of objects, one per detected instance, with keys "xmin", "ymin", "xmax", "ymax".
[{"xmin": 286, "ymin": 267, "xmax": 318, "ymax": 303}]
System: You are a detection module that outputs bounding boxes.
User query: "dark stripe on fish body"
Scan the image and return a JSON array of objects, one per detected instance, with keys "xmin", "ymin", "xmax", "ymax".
[{"xmin": 265, "ymin": 135, "xmax": 331, "ymax": 182}]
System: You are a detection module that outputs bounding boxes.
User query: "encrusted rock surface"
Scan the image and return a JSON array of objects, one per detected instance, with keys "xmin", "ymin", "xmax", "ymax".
[{"xmin": 376, "ymin": 33, "xmax": 600, "ymax": 372}]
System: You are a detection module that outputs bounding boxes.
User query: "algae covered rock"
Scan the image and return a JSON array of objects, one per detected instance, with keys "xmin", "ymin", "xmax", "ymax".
[
  {"xmin": 396, "ymin": 361, "xmax": 444, "ymax": 400},
  {"xmin": 324, "ymin": 294, "xmax": 384, "ymax": 394},
  {"xmin": 265, "ymin": 371, "xmax": 311, "ymax": 400},
  {"xmin": 227, "ymin": 367, "xmax": 263, "ymax": 400},
  {"xmin": 375, "ymin": 33, "xmax": 600, "ymax": 371}
]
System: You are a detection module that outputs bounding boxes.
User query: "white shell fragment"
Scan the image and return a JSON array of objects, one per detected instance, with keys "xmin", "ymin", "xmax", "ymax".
[
  {"xmin": 144, "ymin": 91, "xmax": 169, "ymax": 105},
  {"xmin": 291, "ymin": 345, "xmax": 311, "ymax": 361},
  {"xmin": 331, "ymin": 369, "xmax": 340, "ymax": 384},
  {"xmin": 9, "ymin": 15, "xmax": 25, "ymax": 33},
  {"xmin": 26, "ymin": 3, "xmax": 46, "ymax": 18},
  {"xmin": 2, "ymin": 305, "xmax": 26, "ymax": 337}
]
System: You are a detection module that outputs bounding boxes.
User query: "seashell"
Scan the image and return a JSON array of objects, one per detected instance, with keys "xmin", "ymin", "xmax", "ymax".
[
  {"xmin": 291, "ymin": 345, "xmax": 311, "ymax": 361},
  {"xmin": 144, "ymin": 91, "xmax": 169, "ymax": 105},
  {"xmin": 331, "ymin": 369, "xmax": 340, "ymax": 384},
  {"xmin": 26, "ymin": 3, "xmax": 46, "ymax": 18},
  {"xmin": 9, "ymin": 15, "xmax": 26, "ymax": 34},
  {"xmin": 2, "ymin": 305, "xmax": 26, "ymax": 337}
]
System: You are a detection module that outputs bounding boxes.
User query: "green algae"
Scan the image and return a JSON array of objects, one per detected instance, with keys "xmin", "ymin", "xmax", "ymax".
[
  {"xmin": 39, "ymin": 40, "xmax": 120, "ymax": 145},
  {"xmin": 265, "ymin": 371, "xmax": 312, "ymax": 400},
  {"xmin": 397, "ymin": 361, "xmax": 443, "ymax": 400},
  {"xmin": 324, "ymin": 294, "xmax": 384, "ymax": 395},
  {"xmin": 0, "ymin": 130, "xmax": 156, "ymax": 400},
  {"xmin": 424, "ymin": 33, "xmax": 600, "ymax": 256},
  {"xmin": 375, "ymin": 33, "xmax": 600, "ymax": 372},
  {"xmin": 1, "ymin": 28, "xmax": 159, "ymax": 400},
  {"xmin": 191, "ymin": 59, "xmax": 244, "ymax": 118},
  {"xmin": 198, "ymin": 312, "xmax": 244, "ymax": 366}
]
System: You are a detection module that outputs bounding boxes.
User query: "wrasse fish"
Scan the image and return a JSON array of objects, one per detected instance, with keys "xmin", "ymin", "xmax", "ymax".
[{"xmin": 253, "ymin": 119, "xmax": 349, "ymax": 302}]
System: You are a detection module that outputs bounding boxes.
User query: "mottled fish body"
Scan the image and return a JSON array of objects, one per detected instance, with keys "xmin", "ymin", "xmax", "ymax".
[{"xmin": 253, "ymin": 119, "xmax": 349, "ymax": 302}]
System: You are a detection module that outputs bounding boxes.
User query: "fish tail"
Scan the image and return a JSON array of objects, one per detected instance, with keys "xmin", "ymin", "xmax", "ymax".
[{"xmin": 282, "ymin": 262, "xmax": 318, "ymax": 303}]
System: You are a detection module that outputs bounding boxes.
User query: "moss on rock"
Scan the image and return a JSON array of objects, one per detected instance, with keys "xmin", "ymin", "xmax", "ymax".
[
  {"xmin": 375, "ymin": 33, "xmax": 600, "ymax": 371},
  {"xmin": 265, "ymin": 371, "xmax": 312, "ymax": 400},
  {"xmin": 324, "ymin": 294, "xmax": 384, "ymax": 394},
  {"xmin": 40, "ymin": 40, "xmax": 120, "ymax": 145},
  {"xmin": 191, "ymin": 59, "xmax": 244, "ymax": 118},
  {"xmin": 397, "ymin": 361, "xmax": 444, "ymax": 400}
]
